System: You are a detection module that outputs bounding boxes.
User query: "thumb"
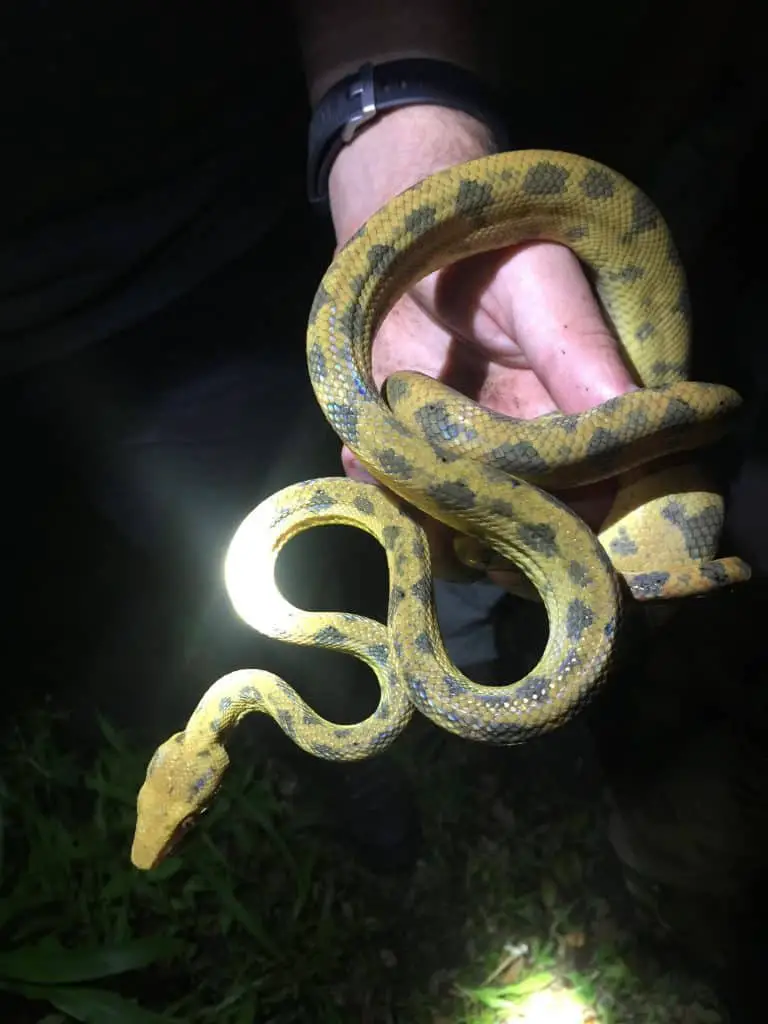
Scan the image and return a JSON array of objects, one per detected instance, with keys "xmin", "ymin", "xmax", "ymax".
[{"xmin": 416, "ymin": 240, "xmax": 638, "ymax": 414}]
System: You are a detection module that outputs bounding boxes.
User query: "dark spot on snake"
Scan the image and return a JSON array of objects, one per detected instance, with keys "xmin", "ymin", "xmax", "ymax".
[
  {"xmin": 367, "ymin": 243, "xmax": 398, "ymax": 276},
  {"xmin": 218, "ymin": 696, "xmax": 233, "ymax": 712},
  {"xmin": 522, "ymin": 161, "xmax": 569, "ymax": 195},
  {"xmin": 659, "ymin": 397, "xmax": 698, "ymax": 430},
  {"xmin": 308, "ymin": 488, "xmax": 336, "ymax": 512},
  {"xmin": 276, "ymin": 679, "xmax": 299, "ymax": 702},
  {"xmin": 558, "ymin": 648, "xmax": 582, "ymax": 675},
  {"xmin": 629, "ymin": 571, "xmax": 671, "ymax": 599},
  {"xmin": 586, "ymin": 427, "xmax": 624, "ymax": 457},
  {"xmin": 584, "ymin": 440, "xmax": 624, "ymax": 474},
  {"xmin": 307, "ymin": 341, "xmax": 328, "ymax": 381},
  {"xmin": 662, "ymin": 500, "xmax": 722, "ymax": 559},
  {"xmin": 620, "ymin": 406, "xmax": 651, "ymax": 433},
  {"xmin": 598, "ymin": 396, "xmax": 623, "ymax": 414},
  {"xmin": 238, "ymin": 684, "xmax": 260, "ymax": 702},
  {"xmin": 191, "ymin": 769, "xmax": 215, "ymax": 796},
  {"xmin": 404, "ymin": 203, "xmax": 438, "ymax": 237},
  {"xmin": 610, "ymin": 527, "xmax": 638, "ymax": 556},
  {"xmin": 625, "ymin": 189, "xmax": 659, "ymax": 238},
  {"xmin": 699, "ymin": 561, "xmax": 729, "ymax": 587},
  {"xmin": 514, "ymin": 675, "xmax": 553, "ymax": 703},
  {"xmin": 432, "ymin": 443, "xmax": 462, "ymax": 464},
  {"xmin": 568, "ymin": 560, "xmax": 591, "ymax": 587},
  {"xmin": 373, "ymin": 726, "xmax": 398, "ymax": 746},
  {"xmin": 412, "ymin": 538, "xmax": 428, "ymax": 560},
  {"xmin": 489, "ymin": 498, "xmax": 517, "ymax": 518},
  {"xmin": 208, "ymin": 717, "xmax": 222, "ymax": 734},
  {"xmin": 384, "ymin": 375, "xmax": 411, "ymax": 404},
  {"xmin": 312, "ymin": 743, "xmax": 337, "ymax": 759},
  {"xmin": 303, "ymin": 711, "xmax": 322, "ymax": 727},
  {"xmin": 313, "ymin": 624, "xmax": 347, "ymax": 646},
  {"xmin": 353, "ymin": 495, "xmax": 375, "ymax": 516},
  {"xmin": 489, "ymin": 440, "xmax": 548, "ymax": 476},
  {"xmin": 326, "ymin": 402, "xmax": 360, "ymax": 444},
  {"xmin": 443, "ymin": 674, "xmax": 467, "ymax": 698},
  {"xmin": 414, "ymin": 631, "xmax": 434, "ymax": 655},
  {"xmin": 405, "ymin": 673, "xmax": 430, "ymax": 704},
  {"xmin": 635, "ymin": 321, "xmax": 655, "ymax": 342},
  {"xmin": 367, "ymin": 643, "xmax": 389, "ymax": 666},
  {"xmin": 382, "ymin": 525, "xmax": 401, "ymax": 549},
  {"xmin": 390, "ymin": 585, "xmax": 406, "ymax": 609},
  {"xmin": 557, "ymin": 414, "xmax": 580, "ymax": 434},
  {"xmin": 608, "ymin": 264, "xmax": 645, "ymax": 283},
  {"xmin": 410, "ymin": 575, "xmax": 432, "ymax": 605},
  {"xmin": 277, "ymin": 709, "xmax": 295, "ymax": 736},
  {"xmin": 604, "ymin": 617, "xmax": 617, "ymax": 639},
  {"xmin": 675, "ymin": 284, "xmax": 692, "ymax": 323},
  {"xmin": 566, "ymin": 599, "xmax": 595, "ymax": 642},
  {"xmin": 427, "ymin": 479, "xmax": 477, "ymax": 511},
  {"xmin": 375, "ymin": 449, "xmax": 415, "ymax": 479},
  {"xmin": 308, "ymin": 282, "xmax": 332, "ymax": 325},
  {"xmin": 565, "ymin": 225, "xmax": 588, "ymax": 240},
  {"xmin": 651, "ymin": 359, "xmax": 687, "ymax": 380},
  {"xmin": 517, "ymin": 520, "xmax": 559, "ymax": 557},
  {"xmin": 269, "ymin": 506, "xmax": 292, "ymax": 529},
  {"xmin": 580, "ymin": 167, "xmax": 615, "ymax": 199},
  {"xmin": 477, "ymin": 692, "xmax": 509, "ymax": 710},
  {"xmin": 480, "ymin": 460, "xmax": 519, "ymax": 486},
  {"xmin": 413, "ymin": 400, "xmax": 462, "ymax": 444},
  {"xmin": 338, "ymin": 294, "xmax": 365, "ymax": 346},
  {"xmin": 455, "ymin": 178, "xmax": 494, "ymax": 216}
]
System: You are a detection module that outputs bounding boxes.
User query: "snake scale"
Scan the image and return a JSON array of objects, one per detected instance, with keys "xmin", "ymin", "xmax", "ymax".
[{"xmin": 131, "ymin": 150, "xmax": 750, "ymax": 870}]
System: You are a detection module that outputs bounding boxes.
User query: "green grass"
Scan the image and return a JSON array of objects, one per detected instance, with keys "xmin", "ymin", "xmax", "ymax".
[{"xmin": 1, "ymin": 698, "xmax": 727, "ymax": 1023}]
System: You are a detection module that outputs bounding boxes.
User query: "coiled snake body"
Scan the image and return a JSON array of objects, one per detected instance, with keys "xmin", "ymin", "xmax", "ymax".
[{"xmin": 131, "ymin": 150, "xmax": 749, "ymax": 869}]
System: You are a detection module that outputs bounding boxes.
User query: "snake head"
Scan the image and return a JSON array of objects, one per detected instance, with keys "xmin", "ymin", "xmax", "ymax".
[{"xmin": 130, "ymin": 730, "xmax": 229, "ymax": 870}]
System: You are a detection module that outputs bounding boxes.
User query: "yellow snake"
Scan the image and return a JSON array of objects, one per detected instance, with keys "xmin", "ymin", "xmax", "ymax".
[{"xmin": 131, "ymin": 150, "xmax": 750, "ymax": 870}]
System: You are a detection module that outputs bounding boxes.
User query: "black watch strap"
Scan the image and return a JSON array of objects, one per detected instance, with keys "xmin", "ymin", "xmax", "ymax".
[{"xmin": 307, "ymin": 58, "xmax": 509, "ymax": 207}]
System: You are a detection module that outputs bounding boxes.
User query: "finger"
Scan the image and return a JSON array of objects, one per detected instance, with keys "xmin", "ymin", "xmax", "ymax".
[
  {"xmin": 369, "ymin": 291, "xmax": 451, "ymax": 388},
  {"xmin": 417, "ymin": 241, "xmax": 637, "ymax": 414},
  {"xmin": 341, "ymin": 445, "xmax": 377, "ymax": 483},
  {"xmin": 477, "ymin": 242, "xmax": 637, "ymax": 413},
  {"xmin": 370, "ymin": 290, "xmax": 560, "ymax": 418}
]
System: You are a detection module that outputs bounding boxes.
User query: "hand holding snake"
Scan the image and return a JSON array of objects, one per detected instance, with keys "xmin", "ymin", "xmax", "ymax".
[{"xmin": 131, "ymin": 149, "xmax": 750, "ymax": 870}]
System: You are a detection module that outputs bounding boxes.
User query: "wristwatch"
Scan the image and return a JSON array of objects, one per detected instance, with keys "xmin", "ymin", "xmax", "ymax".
[{"xmin": 307, "ymin": 58, "xmax": 510, "ymax": 207}]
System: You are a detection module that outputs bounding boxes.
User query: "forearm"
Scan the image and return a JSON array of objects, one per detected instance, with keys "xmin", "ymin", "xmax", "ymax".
[
  {"xmin": 291, "ymin": 0, "xmax": 498, "ymax": 104},
  {"xmin": 291, "ymin": 0, "xmax": 503, "ymax": 244},
  {"xmin": 327, "ymin": 106, "xmax": 494, "ymax": 243}
]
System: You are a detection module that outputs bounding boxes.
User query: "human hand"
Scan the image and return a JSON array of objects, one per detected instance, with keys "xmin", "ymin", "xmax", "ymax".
[{"xmin": 328, "ymin": 106, "xmax": 638, "ymax": 586}]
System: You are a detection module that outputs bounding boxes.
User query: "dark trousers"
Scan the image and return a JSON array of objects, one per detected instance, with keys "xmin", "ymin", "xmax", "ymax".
[{"xmin": 2, "ymin": 208, "xmax": 395, "ymax": 737}]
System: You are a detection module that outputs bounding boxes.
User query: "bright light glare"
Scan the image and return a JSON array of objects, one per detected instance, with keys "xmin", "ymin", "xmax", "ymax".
[
  {"xmin": 224, "ymin": 500, "xmax": 297, "ymax": 634},
  {"xmin": 502, "ymin": 986, "xmax": 589, "ymax": 1024}
]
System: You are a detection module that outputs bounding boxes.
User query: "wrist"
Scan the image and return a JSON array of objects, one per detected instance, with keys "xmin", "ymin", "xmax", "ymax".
[{"xmin": 328, "ymin": 105, "xmax": 495, "ymax": 245}]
